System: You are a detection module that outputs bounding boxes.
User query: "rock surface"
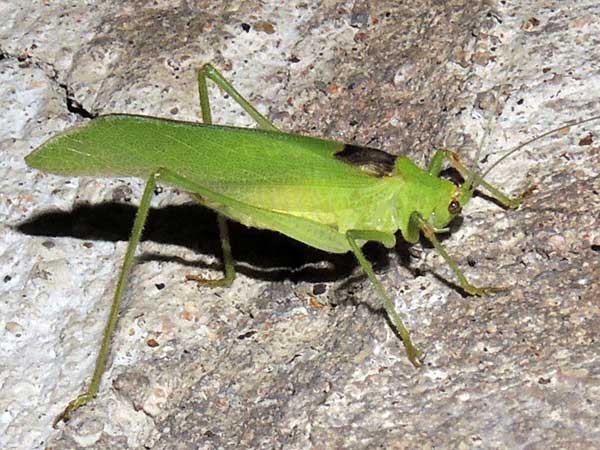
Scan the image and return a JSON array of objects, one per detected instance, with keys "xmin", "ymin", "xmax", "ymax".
[{"xmin": 1, "ymin": 0, "xmax": 598, "ymax": 449}]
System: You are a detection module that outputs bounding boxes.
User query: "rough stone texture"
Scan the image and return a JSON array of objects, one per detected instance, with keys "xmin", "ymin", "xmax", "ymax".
[{"xmin": 1, "ymin": 0, "xmax": 598, "ymax": 449}]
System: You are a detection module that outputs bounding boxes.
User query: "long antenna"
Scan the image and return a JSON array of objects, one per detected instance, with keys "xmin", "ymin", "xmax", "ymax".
[{"xmin": 479, "ymin": 114, "xmax": 600, "ymax": 180}]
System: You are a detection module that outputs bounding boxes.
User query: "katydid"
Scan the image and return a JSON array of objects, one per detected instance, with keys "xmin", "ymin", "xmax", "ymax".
[{"xmin": 25, "ymin": 63, "xmax": 599, "ymax": 425}]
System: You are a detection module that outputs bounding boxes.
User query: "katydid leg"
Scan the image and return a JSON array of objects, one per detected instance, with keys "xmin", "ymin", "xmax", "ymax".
[
  {"xmin": 197, "ymin": 63, "xmax": 279, "ymax": 131},
  {"xmin": 184, "ymin": 213, "xmax": 236, "ymax": 288},
  {"xmin": 411, "ymin": 212, "xmax": 506, "ymax": 296},
  {"xmin": 432, "ymin": 150, "xmax": 528, "ymax": 208},
  {"xmin": 427, "ymin": 150, "xmax": 446, "ymax": 177},
  {"xmin": 346, "ymin": 229, "xmax": 397, "ymax": 249},
  {"xmin": 191, "ymin": 63, "xmax": 282, "ymax": 286},
  {"xmin": 346, "ymin": 230, "xmax": 423, "ymax": 368},
  {"xmin": 55, "ymin": 171, "xmax": 160, "ymax": 426}
]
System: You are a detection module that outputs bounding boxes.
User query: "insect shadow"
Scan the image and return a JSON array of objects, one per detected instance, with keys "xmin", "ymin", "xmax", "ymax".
[{"xmin": 17, "ymin": 201, "xmax": 414, "ymax": 285}]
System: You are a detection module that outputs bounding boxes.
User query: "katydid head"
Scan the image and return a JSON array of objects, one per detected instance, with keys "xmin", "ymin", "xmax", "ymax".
[
  {"xmin": 433, "ymin": 186, "xmax": 466, "ymax": 231},
  {"xmin": 417, "ymin": 178, "xmax": 467, "ymax": 233},
  {"xmin": 429, "ymin": 195, "xmax": 464, "ymax": 233},
  {"xmin": 393, "ymin": 157, "xmax": 466, "ymax": 238}
]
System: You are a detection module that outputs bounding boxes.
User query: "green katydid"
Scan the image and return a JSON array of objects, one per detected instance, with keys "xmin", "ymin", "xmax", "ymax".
[{"xmin": 25, "ymin": 63, "xmax": 599, "ymax": 426}]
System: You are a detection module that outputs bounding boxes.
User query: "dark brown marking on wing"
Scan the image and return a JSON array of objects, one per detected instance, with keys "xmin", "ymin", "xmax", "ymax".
[{"xmin": 335, "ymin": 144, "xmax": 397, "ymax": 177}]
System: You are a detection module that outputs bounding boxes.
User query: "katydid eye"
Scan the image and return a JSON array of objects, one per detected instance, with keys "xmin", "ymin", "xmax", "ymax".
[{"xmin": 448, "ymin": 200, "xmax": 461, "ymax": 215}]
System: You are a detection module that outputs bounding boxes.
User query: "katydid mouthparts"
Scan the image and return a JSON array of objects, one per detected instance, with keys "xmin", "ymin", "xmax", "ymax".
[{"xmin": 25, "ymin": 63, "xmax": 600, "ymax": 425}]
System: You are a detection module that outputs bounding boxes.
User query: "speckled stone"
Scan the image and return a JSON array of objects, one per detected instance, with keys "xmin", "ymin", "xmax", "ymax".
[{"xmin": 1, "ymin": 0, "xmax": 598, "ymax": 449}]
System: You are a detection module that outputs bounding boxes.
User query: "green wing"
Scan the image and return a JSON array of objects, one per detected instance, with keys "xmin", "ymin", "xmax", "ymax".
[
  {"xmin": 27, "ymin": 115, "xmax": 362, "ymax": 182},
  {"xmin": 27, "ymin": 115, "xmax": 403, "ymax": 234}
]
